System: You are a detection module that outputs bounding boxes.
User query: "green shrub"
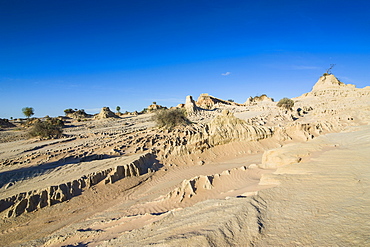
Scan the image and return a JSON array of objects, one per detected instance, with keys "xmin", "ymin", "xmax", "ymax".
[
  {"xmin": 152, "ymin": 108, "xmax": 190, "ymax": 129},
  {"xmin": 29, "ymin": 119, "xmax": 63, "ymax": 139},
  {"xmin": 277, "ymin": 98, "xmax": 294, "ymax": 110}
]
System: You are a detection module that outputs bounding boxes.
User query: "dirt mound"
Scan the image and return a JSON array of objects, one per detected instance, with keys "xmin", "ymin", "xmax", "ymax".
[
  {"xmin": 94, "ymin": 107, "xmax": 119, "ymax": 119},
  {"xmin": 245, "ymin": 94, "xmax": 274, "ymax": 105},
  {"xmin": 0, "ymin": 119, "xmax": 16, "ymax": 128}
]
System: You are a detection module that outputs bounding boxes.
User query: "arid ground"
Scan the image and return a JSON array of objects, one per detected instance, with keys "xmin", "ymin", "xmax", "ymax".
[{"xmin": 1, "ymin": 74, "xmax": 369, "ymax": 246}]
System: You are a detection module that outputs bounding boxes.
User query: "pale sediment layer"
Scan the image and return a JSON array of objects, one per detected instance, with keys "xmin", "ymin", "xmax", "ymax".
[
  {"xmin": 0, "ymin": 153, "xmax": 158, "ymax": 217},
  {"xmin": 96, "ymin": 125, "xmax": 370, "ymax": 246}
]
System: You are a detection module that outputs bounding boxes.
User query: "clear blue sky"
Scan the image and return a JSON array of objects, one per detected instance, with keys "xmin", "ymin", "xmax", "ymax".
[{"xmin": 1, "ymin": 0, "xmax": 370, "ymax": 118}]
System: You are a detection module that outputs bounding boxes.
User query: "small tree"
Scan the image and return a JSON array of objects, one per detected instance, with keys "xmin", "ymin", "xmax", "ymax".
[
  {"xmin": 22, "ymin": 107, "xmax": 34, "ymax": 118},
  {"xmin": 277, "ymin": 98, "xmax": 294, "ymax": 110},
  {"xmin": 116, "ymin": 106, "xmax": 121, "ymax": 113}
]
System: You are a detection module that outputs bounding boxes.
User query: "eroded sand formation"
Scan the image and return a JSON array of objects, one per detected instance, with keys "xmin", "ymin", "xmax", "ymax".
[{"xmin": 0, "ymin": 74, "xmax": 369, "ymax": 246}]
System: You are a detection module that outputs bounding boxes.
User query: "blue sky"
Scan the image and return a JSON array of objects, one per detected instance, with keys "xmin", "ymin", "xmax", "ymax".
[{"xmin": 1, "ymin": 0, "xmax": 370, "ymax": 118}]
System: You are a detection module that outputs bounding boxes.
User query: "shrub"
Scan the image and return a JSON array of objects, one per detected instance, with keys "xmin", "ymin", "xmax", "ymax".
[
  {"xmin": 47, "ymin": 117, "xmax": 64, "ymax": 127},
  {"xmin": 277, "ymin": 98, "xmax": 294, "ymax": 110},
  {"xmin": 64, "ymin": 108, "xmax": 75, "ymax": 115},
  {"xmin": 152, "ymin": 108, "xmax": 190, "ymax": 129},
  {"xmin": 75, "ymin": 109, "xmax": 86, "ymax": 115},
  {"xmin": 22, "ymin": 107, "xmax": 34, "ymax": 118},
  {"xmin": 29, "ymin": 119, "xmax": 63, "ymax": 139}
]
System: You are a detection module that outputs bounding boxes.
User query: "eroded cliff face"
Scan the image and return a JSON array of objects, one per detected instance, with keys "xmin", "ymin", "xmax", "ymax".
[
  {"xmin": 207, "ymin": 110, "xmax": 274, "ymax": 145},
  {"xmin": 0, "ymin": 153, "xmax": 159, "ymax": 217}
]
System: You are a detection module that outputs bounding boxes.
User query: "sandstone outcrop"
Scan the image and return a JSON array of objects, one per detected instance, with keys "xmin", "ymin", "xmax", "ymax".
[
  {"xmin": 184, "ymin": 95, "xmax": 198, "ymax": 114},
  {"xmin": 196, "ymin": 93, "xmax": 243, "ymax": 109},
  {"xmin": 245, "ymin": 94, "xmax": 274, "ymax": 105},
  {"xmin": 147, "ymin": 103, "xmax": 166, "ymax": 112},
  {"xmin": 312, "ymin": 74, "xmax": 351, "ymax": 91},
  {"xmin": 206, "ymin": 110, "xmax": 274, "ymax": 146},
  {"xmin": 94, "ymin": 107, "xmax": 119, "ymax": 119},
  {"xmin": 300, "ymin": 74, "xmax": 370, "ymax": 98}
]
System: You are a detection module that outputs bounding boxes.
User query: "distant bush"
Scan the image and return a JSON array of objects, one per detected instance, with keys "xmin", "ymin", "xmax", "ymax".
[
  {"xmin": 152, "ymin": 108, "xmax": 190, "ymax": 129},
  {"xmin": 75, "ymin": 109, "xmax": 86, "ymax": 115},
  {"xmin": 139, "ymin": 108, "xmax": 148, "ymax": 114},
  {"xmin": 28, "ymin": 118, "xmax": 63, "ymax": 139},
  {"xmin": 64, "ymin": 108, "xmax": 75, "ymax": 115},
  {"xmin": 277, "ymin": 98, "xmax": 294, "ymax": 110}
]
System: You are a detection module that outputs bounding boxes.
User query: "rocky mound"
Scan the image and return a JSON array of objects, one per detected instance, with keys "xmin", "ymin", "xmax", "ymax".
[
  {"xmin": 311, "ymin": 74, "xmax": 351, "ymax": 91},
  {"xmin": 206, "ymin": 110, "xmax": 273, "ymax": 146},
  {"xmin": 0, "ymin": 119, "xmax": 16, "ymax": 129},
  {"xmin": 245, "ymin": 94, "xmax": 274, "ymax": 105},
  {"xmin": 65, "ymin": 109, "xmax": 91, "ymax": 119},
  {"xmin": 196, "ymin": 93, "xmax": 243, "ymax": 109},
  {"xmin": 147, "ymin": 103, "xmax": 166, "ymax": 112},
  {"xmin": 94, "ymin": 107, "xmax": 119, "ymax": 119}
]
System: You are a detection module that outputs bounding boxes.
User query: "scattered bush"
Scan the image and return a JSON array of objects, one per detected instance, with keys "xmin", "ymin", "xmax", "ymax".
[
  {"xmin": 29, "ymin": 119, "xmax": 63, "ymax": 139},
  {"xmin": 152, "ymin": 108, "xmax": 190, "ymax": 129},
  {"xmin": 75, "ymin": 109, "xmax": 86, "ymax": 115},
  {"xmin": 64, "ymin": 108, "xmax": 89, "ymax": 119},
  {"xmin": 277, "ymin": 98, "xmax": 294, "ymax": 110}
]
